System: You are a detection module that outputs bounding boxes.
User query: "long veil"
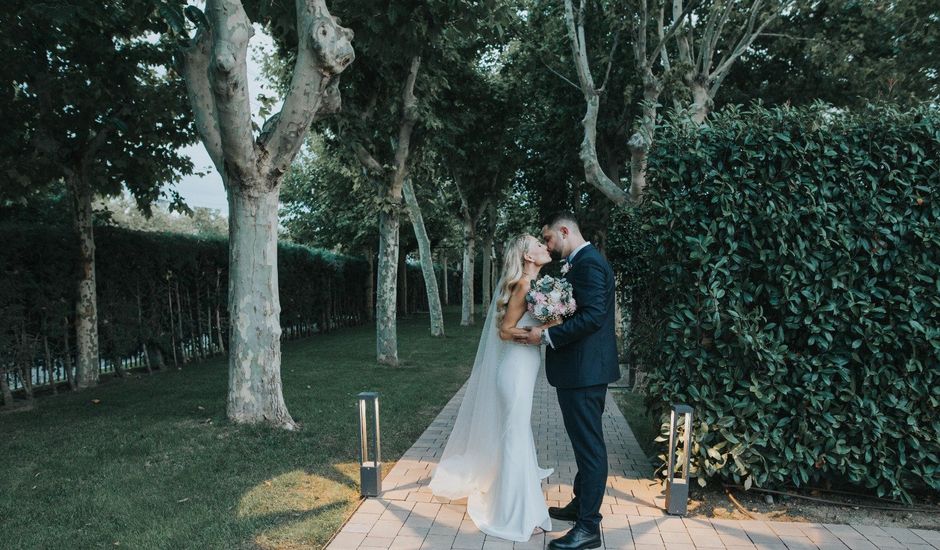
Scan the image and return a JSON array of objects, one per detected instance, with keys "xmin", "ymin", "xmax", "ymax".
[{"xmin": 429, "ymin": 294, "xmax": 509, "ymax": 499}]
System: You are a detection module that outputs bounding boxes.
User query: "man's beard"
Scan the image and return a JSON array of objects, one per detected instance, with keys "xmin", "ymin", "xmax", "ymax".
[{"xmin": 549, "ymin": 248, "xmax": 564, "ymax": 261}]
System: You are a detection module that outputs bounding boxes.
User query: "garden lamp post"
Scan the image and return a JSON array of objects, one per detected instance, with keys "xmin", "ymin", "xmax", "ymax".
[
  {"xmin": 358, "ymin": 391, "xmax": 382, "ymax": 497},
  {"xmin": 665, "ymin": 403, "xmax": 693, "ymax": 515}
]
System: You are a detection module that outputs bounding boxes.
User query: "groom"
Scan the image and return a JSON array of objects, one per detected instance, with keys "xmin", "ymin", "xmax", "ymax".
[{"xmin": 519, "ymin": 211, "xmax": 619, "ymax": 550}]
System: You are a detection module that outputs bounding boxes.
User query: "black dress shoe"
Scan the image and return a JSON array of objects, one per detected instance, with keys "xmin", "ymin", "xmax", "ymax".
[
  {"xmin": 548, "ymin": 526, "xmax": 601, "ymax": 550},
  {"xmin": 548, "ymin": 502, "xmax": 578, "ymax": 522}
]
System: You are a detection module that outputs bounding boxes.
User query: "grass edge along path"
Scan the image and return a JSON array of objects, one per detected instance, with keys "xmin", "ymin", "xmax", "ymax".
[{"xmin": 0, "ymin": 307, "xmax": 482, "ymax": 550}]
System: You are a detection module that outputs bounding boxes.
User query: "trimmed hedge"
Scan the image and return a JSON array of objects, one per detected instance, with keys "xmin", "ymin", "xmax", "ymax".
[
  {"xmin": 0, "ymin": 224, "xmax": 372, "ymax": 392},
  {"xmin": 609, "ymin": 104, "xmax": 940, "ymax": 501}
]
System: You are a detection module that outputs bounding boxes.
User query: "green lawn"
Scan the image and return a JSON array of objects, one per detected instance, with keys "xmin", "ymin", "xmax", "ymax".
[{"xmin": 0, "ymin": 307, "xmax": 482, "ymax": 550}]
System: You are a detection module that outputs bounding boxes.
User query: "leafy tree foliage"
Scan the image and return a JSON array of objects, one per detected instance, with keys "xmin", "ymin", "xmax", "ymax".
[
  {"xmin": 0, "ymin": 0, "xmax": 196, "ymax": 388},
  {"xmin": 720, "ymin": 0, "xmax": 940, "ymax": 109}
]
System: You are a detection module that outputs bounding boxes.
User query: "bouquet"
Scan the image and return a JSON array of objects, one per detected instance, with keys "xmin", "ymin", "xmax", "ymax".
[{"xmin": 525, "ymin": 275, "xmax": 577, "ymax": 324}]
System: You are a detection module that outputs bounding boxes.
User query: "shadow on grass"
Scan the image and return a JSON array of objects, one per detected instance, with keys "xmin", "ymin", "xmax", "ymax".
[{"xmin": 0, "ymin": 307, "xmax": 481, "ymax": 549}]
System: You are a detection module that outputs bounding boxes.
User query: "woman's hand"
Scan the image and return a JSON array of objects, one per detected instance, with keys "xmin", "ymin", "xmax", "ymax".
[{"xmin": 499, "ymin": 327, "xmax": 531, "ymax": 341}]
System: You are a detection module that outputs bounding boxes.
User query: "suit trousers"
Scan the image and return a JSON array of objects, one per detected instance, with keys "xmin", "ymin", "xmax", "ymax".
[{"xmin": 555, "ymin": 384, "xmax": 608, "ymax": 534}]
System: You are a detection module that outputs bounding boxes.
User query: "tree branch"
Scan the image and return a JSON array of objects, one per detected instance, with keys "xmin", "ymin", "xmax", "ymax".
[
  {"xmin": 540, "ymin": 58, "xmax": 583, "ymax": 92},
  {"xmin": 598, "ymin": 30, "xmax": 621, "ymax": 93},
  {"xmin": 204, "ymin": 0, "xmax": 257, "ymax": 184},
  {"xmin": 658, "ymin": 1, "xmax": 671, "ymax": 71},
  {"xmin": 704, "ymin": 0, "xmax": 736, "ymax": 72},
  {"xmin": 710, "ymin": 1, "xmax": 777, "ymax": 81},
  {"xmin": 672, "ymin": 0, "xmax": 693, "ymax": 66},
  {"xmin": 563, "ymin": 0, "xmax": 629, "ymax": 205},
  {"xmin": 181, "ymin": 27, "xmax": 225, "ymax": 173},
  {"xmin": 759, "ymin": 32, "xmax": 818, "ymax": 41},
  {"xmin": 453, "ymin": 174, "xmax": 471, "ymax": 224},
  {"xmin": 260, "ymin": 0, "xmax": 355, "ymax": 179},
  {"xmin": 390, "ymin": 56, "xmax": 421, "ymax": 195},
  {"xmin": 81, "ymin": 104, "xmax": 133, "ymax": 169},
  {"xmin": 354, "ymin": 143, "xmax": 383, "ymax": 174},
  {"xmin": 563, "ymin": 0, "xmax": 595, "ymax": 92},
  {"xmin": 648, "ymin": 0, "xmax": 699, "ymax": 66},
  {"xmin": 635, "ymin": 0, "xmax": 648, "ymax": 68},
  {"xmin": 475, "ymin": 195, "xmax": 491, "ymax": 225}
]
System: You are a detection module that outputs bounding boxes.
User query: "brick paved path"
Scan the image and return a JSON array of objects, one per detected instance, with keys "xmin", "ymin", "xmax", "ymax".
[{"xmin": 327, "ymin": 367, "xmax": 940, "ymax": 550}]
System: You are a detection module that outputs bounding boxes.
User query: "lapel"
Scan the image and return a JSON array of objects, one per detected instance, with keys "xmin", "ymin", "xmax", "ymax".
[{"xmin": 568, "ymin": 243, "xmax": 593, "ymax": 271}]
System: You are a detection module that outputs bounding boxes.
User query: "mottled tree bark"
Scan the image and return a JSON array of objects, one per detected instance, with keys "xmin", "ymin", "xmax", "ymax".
[
  {"xmin": 67, "ymin": 179, "xmax": 100, "ymax": 389},
  {"xmin": 627, "ymin": 76, "xmax": 661, "ymax": 202},
  {"xmin": 461, "ymin": 220, "xmax": 476, "ymax": 326},
  {"xmin": 441, "ymin": 252, "xmax": 449, "ymax": 306},
  {"xmin": 359, "ymin": 56, "xmax": 421, "ymax": 366},
  {"xmin": 397, "ymin": 245, "xmax": 408, "ymax": 315},
  {"xmin": 481, "ymin": 203, "xmax": 496, "ymax": 308},
  {"xmin": 453, "ymin": 179, "xmax": 489, "ymax": 326},
  {"xmin": 0, "ymin": 370, "xmax": 11, "ymax": 408},
  {"xmin": 62, "ymin": 317, "xmax": 76, "ymax": 390},
  {"xmin": 43, "ymin": 335, "xmax": 57, "ymax": 394},
  {"xmin": 481, "ymin": 237, "xmax": 492, "ymax": 310},
  {"xmin": 214, "ymin": 268, "xmax": 225, "ymax": 354},
  {"xmin": 403, "ymin": 178, "xmax": 444, "ymax": 336},
  {"xmin": 225, "ymin": 186, "xmax": 294, "ymax": 427},
  {"xmin": 177, "ymin": 0, "xmax": 354, "ymax": 427},
  {"xmin": 376, "ymin": 206, "xmax": 401, "ymax": 365}
]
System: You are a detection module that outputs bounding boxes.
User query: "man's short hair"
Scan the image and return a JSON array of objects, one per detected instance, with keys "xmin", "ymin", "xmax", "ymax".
[{"xmin": 542, "ymin": 211, "xmax": 580, "ymax": 230}]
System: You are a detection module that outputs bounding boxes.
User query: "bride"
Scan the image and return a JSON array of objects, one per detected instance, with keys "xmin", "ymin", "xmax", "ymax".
[{"xmin": 429, "ymin": 234, "xmax": 556, "ymax": 542}]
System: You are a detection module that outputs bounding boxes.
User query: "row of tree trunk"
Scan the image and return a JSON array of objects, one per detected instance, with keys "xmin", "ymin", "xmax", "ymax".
[{"xmin": 0, "ymin": 274, "xmax": 367, "ymax": 408}]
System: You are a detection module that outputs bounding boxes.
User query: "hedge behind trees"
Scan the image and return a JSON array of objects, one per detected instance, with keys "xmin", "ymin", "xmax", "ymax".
[
  {"xmin": 608, "ymin": 104, "xmax": 940, "ymax": 501},
  {"xmin": 0, "ymin": 224, "xmax": 372, "ymax": 398}
]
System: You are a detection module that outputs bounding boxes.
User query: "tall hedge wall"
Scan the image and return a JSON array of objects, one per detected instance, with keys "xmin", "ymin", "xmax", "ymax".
[
  {"xmin": 609, "ymin": 105, "xmax": 940, "ymax": 501},
  {"xmin": 0, "ymin": 224, "xmax": 373, "ymax": 394}
]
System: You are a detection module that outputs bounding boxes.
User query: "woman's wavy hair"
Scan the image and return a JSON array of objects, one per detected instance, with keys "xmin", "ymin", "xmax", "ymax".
[{"xmin": 495, "ymin": 233, "xmax": 532, "ymax": 325}]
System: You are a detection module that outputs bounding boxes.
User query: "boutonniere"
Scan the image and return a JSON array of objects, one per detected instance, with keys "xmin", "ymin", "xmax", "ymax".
[{"xmin": 560, "ymin": 260, "xmax": 571, "ymax": 275}]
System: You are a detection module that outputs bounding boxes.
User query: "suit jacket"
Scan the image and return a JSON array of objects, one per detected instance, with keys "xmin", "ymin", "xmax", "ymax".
[{"xmin": 545, "ymin": 243, "xmax": 620, "ymax": 389}]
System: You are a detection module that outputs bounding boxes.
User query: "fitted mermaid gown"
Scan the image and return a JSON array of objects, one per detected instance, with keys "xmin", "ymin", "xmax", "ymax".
[{"xmin": 430, "ymin": 310, "xmax": 553, "ymax": 542}]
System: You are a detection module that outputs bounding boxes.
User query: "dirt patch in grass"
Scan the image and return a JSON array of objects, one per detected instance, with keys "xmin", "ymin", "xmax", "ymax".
[{"xmin": 685, "ymin": 483, "xmax": 940, "ymax": 529}]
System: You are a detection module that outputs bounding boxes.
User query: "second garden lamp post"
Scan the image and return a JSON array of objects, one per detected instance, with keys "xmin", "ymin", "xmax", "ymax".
[
  {"xmin": 665, "ymin": 403, "xmax": 693, "ymax": 515},
  {"xmin": 358, "ymin": 391, "xmax": 382, "ymax": 497}
]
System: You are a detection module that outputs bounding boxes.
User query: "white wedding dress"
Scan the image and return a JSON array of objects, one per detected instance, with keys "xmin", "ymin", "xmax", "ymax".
[{"xmin": 429, "ymin": 299, "xmax": 553, "ymax": 542}]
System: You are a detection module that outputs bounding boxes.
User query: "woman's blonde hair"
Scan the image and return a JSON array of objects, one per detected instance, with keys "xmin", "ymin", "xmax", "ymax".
[{"xmin": 495, "ymin": 234, "xmax": 532, "ymax": 325}]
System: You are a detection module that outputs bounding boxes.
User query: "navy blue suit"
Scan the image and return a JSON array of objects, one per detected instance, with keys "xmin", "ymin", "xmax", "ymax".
[{"xmin": 545, "ymin": 243, "xmax": 619, "ymax": 534}]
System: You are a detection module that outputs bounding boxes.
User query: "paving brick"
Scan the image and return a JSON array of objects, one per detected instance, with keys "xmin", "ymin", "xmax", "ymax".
[
  {"xmin": 453, "ymin": 534, "xmax": 486, "ymax": 550},
  {"xmin": 422, "ymin": 534, "xmax": 458, "ymax": 550},
  {"xmin": 661, "ymin": 532, "xmax": 694, "ymax": 545},
  {"xmin": 852, "ymin": 527, "xmax": 889, "ymax": 539},
  {"xmin": 362, "ymin": 536, "xmax": 397, "ymax": 549},
  {"xmin": 371, "ymin": 521, "xmax": 405, "ymax": 538},
  {"xmin": 865, "ymin": 536, "xmax": 903, "ymax": 549},
  {"xmin": 880, "ymin": 530, "xmax": 926, "ymax": 545},
  {"xmin": 778, "ymin": 535, "xmax": 817, "ymax": 550},
  {"xmin": 482, "ymin": 538, "xmax": 515, "ymax": 550},
  {"xmin": 392, "ymin": 536, "xmax": 428, "ymax": 550},
  {"xmin": 330, "ymin": 533, "xmax": 367, "ymax": 550}
]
